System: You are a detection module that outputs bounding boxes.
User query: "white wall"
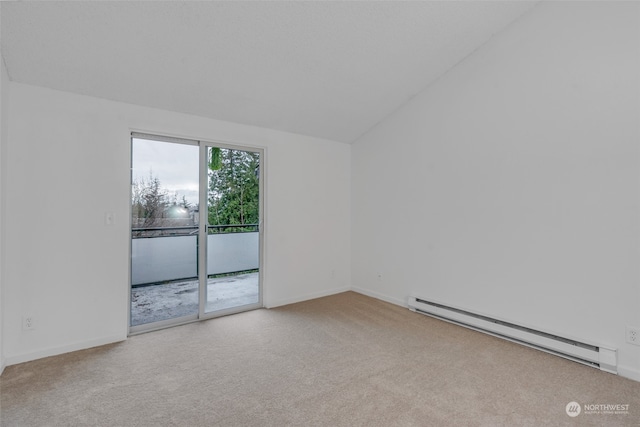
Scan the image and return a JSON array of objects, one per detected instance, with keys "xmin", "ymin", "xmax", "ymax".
[
  {"xmin": 3, "ymin": 83, "xmax": 351, "ymax": 365},
  {"xmin": 352, "ymin": 2, "xmax": 640, "ymax": 380}
]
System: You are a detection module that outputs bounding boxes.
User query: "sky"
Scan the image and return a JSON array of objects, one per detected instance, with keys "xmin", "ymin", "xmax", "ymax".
[{"xmin": 131, "ymin": 138, "xmax": 200, "ymax": 206}]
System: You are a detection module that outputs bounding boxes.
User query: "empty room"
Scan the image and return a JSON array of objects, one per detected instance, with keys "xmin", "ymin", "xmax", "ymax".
[{"xmin": 1, "ymin": 1, "xmax": 639, "ymax": 425}]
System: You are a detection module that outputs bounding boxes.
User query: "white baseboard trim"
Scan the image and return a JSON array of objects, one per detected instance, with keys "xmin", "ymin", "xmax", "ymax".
[
  {"xmin": 350, "ymin": 286, "xmax": 406, "ymax": 308},
  {"xmin": 265, "ymin": 286, "xmax": 350, "ymax": 309},
  {"xmin": 617, "ymin": 365, "xmax": 640, "ymax": 382},
  {"xmin": 4, "ymin": 334, "xmax": 126, "ymax": 367}
]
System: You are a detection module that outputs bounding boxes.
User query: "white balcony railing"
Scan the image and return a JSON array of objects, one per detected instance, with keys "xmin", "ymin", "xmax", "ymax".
[{"xmin": 131, "ymin": 226, "xmax": 259, "ymax": 286}]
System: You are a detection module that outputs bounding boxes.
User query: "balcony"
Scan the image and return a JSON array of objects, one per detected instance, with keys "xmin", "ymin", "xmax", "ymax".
[{"xmin": 131, "ymin": 225, "xmax": 259, "ymax": 326}]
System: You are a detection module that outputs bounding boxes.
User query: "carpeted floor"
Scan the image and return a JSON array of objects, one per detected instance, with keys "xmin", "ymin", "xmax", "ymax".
[{"xmin": 1, "ymin": 291, "xmax": 639, "ymax": 426}]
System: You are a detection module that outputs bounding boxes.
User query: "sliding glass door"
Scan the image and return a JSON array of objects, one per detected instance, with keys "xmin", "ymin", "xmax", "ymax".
[
  {"xmin": 130, "ymin": 134, "xmax": 262, "ymax": 333},
  {"xmin": 130, "ymin": 136, "xmax": 200, "ymax": 329},
  {"xmin": 201, "ymin": 145, "xmax": 261, "ymax": 315}
]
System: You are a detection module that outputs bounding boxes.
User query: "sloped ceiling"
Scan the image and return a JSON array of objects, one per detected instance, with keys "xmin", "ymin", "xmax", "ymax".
[{"xmin": 1, "ymin": 1, "xmax": 536, "ymax": 143}]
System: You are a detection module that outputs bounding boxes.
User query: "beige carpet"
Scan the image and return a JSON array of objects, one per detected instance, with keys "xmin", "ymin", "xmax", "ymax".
[{"xmin": 1, "ymin": 291, "xmax": 639, "ymax": 426}]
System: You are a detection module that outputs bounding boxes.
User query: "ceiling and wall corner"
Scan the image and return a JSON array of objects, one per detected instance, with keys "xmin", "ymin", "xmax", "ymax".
[{"xmin": 0, "ymin": 1, "xmax": 537, "ymax": 144}]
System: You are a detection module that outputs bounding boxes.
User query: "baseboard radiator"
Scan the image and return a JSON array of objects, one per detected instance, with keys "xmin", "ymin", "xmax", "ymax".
[{"xmin": 407, "ymin": 296, "xmax": 617, "ymax": 374}]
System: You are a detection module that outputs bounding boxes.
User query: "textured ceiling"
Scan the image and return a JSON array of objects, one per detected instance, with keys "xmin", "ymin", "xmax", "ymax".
[{"xmin": 1, "ymin": 1, "xmax": 536, "ymax": 143}]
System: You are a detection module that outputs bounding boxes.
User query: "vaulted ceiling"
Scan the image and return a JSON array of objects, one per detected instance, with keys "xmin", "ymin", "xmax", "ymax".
[{"xmin": 1, "ymin": 1, "xmax": 536, "ymax": 143}]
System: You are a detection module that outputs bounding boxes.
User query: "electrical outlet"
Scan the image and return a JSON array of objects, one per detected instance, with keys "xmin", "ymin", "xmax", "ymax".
[
  {"xmin": 23, "ymin": 315, "xmax": 36, "ymax": 331},
  {"xmin": 626, "ymin": 326, "xmax": 640, "ymax": 346}
]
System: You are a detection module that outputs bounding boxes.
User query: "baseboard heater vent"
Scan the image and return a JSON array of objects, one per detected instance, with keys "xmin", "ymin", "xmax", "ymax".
[{"xmin": 407, "ymin": 296, "xmax": 617, "ymax": 374}]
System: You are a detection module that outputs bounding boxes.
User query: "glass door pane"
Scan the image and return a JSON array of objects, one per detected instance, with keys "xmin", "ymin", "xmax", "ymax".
[
  {"xmin": 204, "ymin": 146, "xmax": 261, "ymax": 314},
  {"xmin": 130, "ymin": 137, "xmax": 200, "ymax": 329}
]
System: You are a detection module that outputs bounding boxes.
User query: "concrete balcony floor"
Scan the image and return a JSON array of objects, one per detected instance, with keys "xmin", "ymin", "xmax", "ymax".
[{"xmin": 131, "ymin": 272, "xmax": 259, "ymax": 326}]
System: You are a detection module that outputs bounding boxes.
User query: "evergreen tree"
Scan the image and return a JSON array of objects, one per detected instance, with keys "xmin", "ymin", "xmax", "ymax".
[{"xmin": 208, "ymin": 148, "xmax": 259, "ymax": 232}]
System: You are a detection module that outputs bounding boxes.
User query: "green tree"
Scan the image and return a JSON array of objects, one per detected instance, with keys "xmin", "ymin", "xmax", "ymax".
[{"xmin": 208, "ymin": 148, "xmax": 259, "ymax": 232}]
